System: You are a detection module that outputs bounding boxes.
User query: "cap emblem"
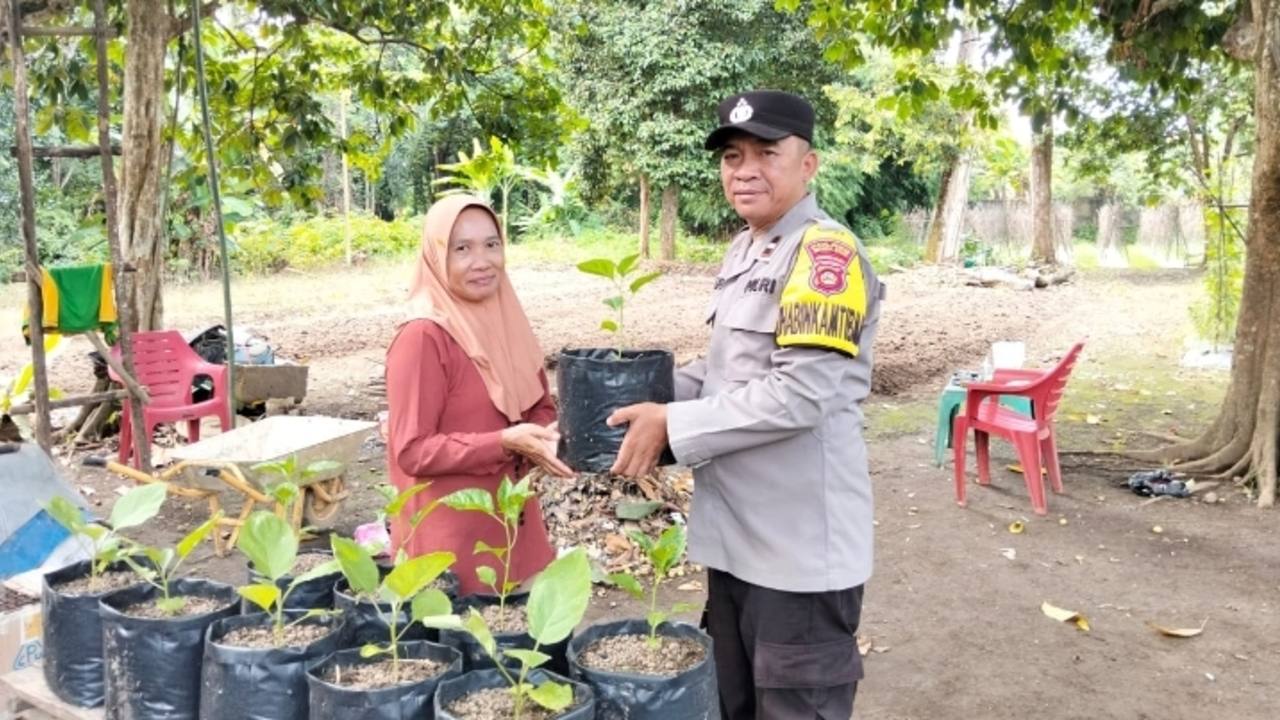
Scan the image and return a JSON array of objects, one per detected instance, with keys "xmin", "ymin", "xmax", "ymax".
[{"xmin": 729, "ymin": 98, "xmax": 753, "ymax": 124}]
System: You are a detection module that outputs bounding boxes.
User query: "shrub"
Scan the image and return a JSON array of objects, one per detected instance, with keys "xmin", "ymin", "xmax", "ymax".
[{"xmin": 232, "ymin": 213, "xmax": 420, "ymax": 273}]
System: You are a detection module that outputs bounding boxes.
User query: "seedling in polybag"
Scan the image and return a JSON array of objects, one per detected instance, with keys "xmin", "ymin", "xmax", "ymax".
[
  {"xmin": 46, "ymin": 482, "xmax": 168, "ymax": 582},
  {"xmin": 439, "ymin": 475, "xmax": 532, "ymax": 623},
  {"xmin": 122, "ymin": 512, "xmax": 222, "ymax": 615},
  {"xmin": 236, "ymin": 510, "xmax": 342, "ymax": 645},
  {"xmin": 423, "ymin": 548, "xmax": 591, "ymax": 719},
  {"xmin": 577, "ymin": 253, "xmax": 661, "ymax": 354},
  {"xmin": 252, "ymin": 454, "xmax": 343, "ymax": 525},
  {"xmin": 330, "ymin": 534, "xmax": 454, "ymax": 676},
  {"xmin": 608, "ymin": 523, "xmax": 699, "ymax": 647}
]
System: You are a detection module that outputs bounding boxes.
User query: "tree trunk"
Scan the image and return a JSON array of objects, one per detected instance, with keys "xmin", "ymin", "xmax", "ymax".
[
  {"xmin": 923, "ymin": 162, "xmax": 955, "ymax": 263},
  {"xmin": 118, "ymin": 0, "xmax": 170, "ymax": 332},
  {"xmin": 639, "ymin": 174, "xmax": 651, "ymax": 258},
  {"xmin": 1030, "ymin": 115, "xmax": 1056, "ymax": 265},
  {"xmin": 339, "ymin": 91, "xmax": 352, "ymax": 265},
  {"xmin": 1096, "ymin": 203, "xmax": 1125, "ymax": 266},
  {"xmin": 659, "ymin": 185, "xmax": 678, "ymax": 262},
  {"xmin": 923, "ymin": 26, "xmax": 978, "ymax": 264},
  {"xmin": 1147, "ymin": 0, "xmax": 1280, "ymax": 507}
]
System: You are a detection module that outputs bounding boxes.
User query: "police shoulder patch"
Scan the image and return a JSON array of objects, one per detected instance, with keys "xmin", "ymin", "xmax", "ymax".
[{"xmin": 776, "ymin": 224, "xmax": 868, "ymax": 356}]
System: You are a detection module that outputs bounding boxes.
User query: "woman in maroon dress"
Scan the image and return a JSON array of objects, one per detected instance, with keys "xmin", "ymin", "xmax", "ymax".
[{"xmin": 385, "ymin": 195, "xmax": 572, "ymax": 595}]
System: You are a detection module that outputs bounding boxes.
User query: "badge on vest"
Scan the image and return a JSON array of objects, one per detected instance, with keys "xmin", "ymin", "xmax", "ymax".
[{"xmin": 776, "ymin": 225, "xmax": 868, "ymax": 357}]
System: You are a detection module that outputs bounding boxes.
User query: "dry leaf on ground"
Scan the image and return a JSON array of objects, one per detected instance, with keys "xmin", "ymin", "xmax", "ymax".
[
  {"xmin": 1042, "ymin": 602, "xmax": 1091, "ymax": 631},
  {"xmin": 1148, "ymin": 618, "xmax": 1208, "ymax": 638}
]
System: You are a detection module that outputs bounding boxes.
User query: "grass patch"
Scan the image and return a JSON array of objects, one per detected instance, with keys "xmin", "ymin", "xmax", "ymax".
[
  {"xmin": 864, "ymin": 399, "xmax": 937, "ymax": 439},
  {"xmin": 232, "ymin": 213, "xmax": 419, "ymax": 273},
  {"xmin": 508, "ymin": 226, "xmax": 723, "ymax": 266}
]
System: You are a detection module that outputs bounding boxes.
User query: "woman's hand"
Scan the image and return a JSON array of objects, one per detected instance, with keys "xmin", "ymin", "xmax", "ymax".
[{"xmin": 501, "ymin": 422, "xmax": 574, "ymax": 478}]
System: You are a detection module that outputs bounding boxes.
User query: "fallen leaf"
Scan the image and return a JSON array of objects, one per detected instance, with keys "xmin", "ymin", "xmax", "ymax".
[
  {"xmin": 1009, "ymin": 521, "xmax": 1025, "ymax": 534},
  {"xmin": 1042, "ymin": 602, "xmax": 1091, "ymax": 631},
  {"xmin": 1006, "ymin": 464, "xmax": 1047, "ymax": 476},
  {"xmin": 677, "ymin": 581, "xmax": 704, "ymax": 592},
  {"xmin": 1148, "ymin": 618, "xmax": 1208, "ymax": 638},
  {"xmin": 1000, "ymin": 548, "xmax": 1017, "ymax": 560},
  {"xmin": 604, "ymin": 533, "xmax": 631, "ymax": 555},
  {"xmin": 1152, "ymin": 525, "xmax": 1164, "ymax": 534},
  {"xmin": 1086, "ymin": 414, "xmax": 1102, "ymax": 425},
  {"xmin": 856, "ymin": 634, "xmax": 873, "ymax": 657},
  {"xmin": 873, "ymin": 645, "xmax": 891, "ymax": 654},
  {"xmin": 615, "ymin": 499, "xmax": 662, "ymax": 521}
]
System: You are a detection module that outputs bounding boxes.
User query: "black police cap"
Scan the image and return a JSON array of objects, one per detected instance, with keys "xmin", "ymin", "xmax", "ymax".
[{"xmin": 704, "ymin": 90, "xmax": 815, "ymax": 151}]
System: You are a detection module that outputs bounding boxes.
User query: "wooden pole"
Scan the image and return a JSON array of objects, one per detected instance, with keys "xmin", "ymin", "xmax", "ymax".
[
  {"xmin": 95, "ymin": 0, "xmax": 150, "ymax": 469},
  {"xmin": 8, "ymin": 389, "xmax": 131, "ymax": 416},
  {"xmin": 8, "ymin": 0, "xmax": 52, "ymax": 451}
]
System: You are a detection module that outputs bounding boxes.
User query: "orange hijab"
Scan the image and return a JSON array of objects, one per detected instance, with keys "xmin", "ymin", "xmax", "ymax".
[{"xmin": 405, "ymin": 195, "xmax": 545, "ymax": 422}]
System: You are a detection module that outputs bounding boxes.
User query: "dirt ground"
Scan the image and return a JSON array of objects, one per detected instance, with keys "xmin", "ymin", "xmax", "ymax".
[{"xmin": 4, "ymin": 260, "xmax": 1277, "ymax": 719}]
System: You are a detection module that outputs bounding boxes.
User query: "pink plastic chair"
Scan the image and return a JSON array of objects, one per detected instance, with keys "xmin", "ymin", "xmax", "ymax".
[
  {"xmin": 953, "ymin": 341, "xmax": 1085, "ymax": 515},
  {"xmin": 110, "ymin": 330, "xmax": 233, "ymax": 467}
]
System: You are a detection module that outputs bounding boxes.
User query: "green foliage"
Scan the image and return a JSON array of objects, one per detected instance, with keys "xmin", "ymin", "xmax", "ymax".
[
  {"xmin": 422, "ymin": 549, "xmax": 592, "ymax": 718},
  {"xmin": 331, "ymin": 535, "xmax": 455, "ymax": 672},
  {"xmin": 251, "ymin": 454, "xmax": 343, "ymax": 523},
  {"xmin": 507, "ymin": 226, "xmax": 722, "ymax": 266},
  {"xmin": 577, "ymin": 254, "xmax": 662, "ymax": 352},
  {"xmin": 125, "ymin": 513, "xmax": 222, "ymax": 615},
  {"xmin": 236, "ymin": 511, "xmax": 342, "ymax": 644},
  {"xmin": 233, "ymin": 214, "xmax": 419, "ymax": 273},
  {"xmin": 439, "ymin": 476, "xmax": 533, "ymax": 618},
  {"xmin": 1191, "ymin": 206, "xmax": 1245, "ymax": 348},
  {"xmin": 46, "ymin": 482, "xmax": 168, "ymax": 580},
  {"xmin": 606, "ymin": 525, "xmax": 698, "ymax": 646}
]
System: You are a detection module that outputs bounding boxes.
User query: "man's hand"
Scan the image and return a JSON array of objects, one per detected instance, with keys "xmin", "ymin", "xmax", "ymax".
[
  {"xmin": 501, "ymin": 423, "xmax": 574, "ymax": 478},
  {"xmin": 607, "ymin": 402, "xmax": 669, "ymax": 477}
]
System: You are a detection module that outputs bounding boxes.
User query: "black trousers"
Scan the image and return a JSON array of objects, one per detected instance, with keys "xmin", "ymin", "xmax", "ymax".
[{"xmin": 703, "ymin": 569, "xmax": 863, "ymax": 720}]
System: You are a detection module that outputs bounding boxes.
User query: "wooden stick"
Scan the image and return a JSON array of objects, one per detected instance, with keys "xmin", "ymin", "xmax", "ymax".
[
  {"xmin": 84, "ymin": 332, "xmax": 151, "ymax": 405},
  {"xmin": 8, "ymin": 143, "xmax": 122, "ymax": 157},
  {"xmin": 7, "ymin": 388, "xmax": 129, "ymax": 415},
  {"xmin": 19, "ymin": 24, "xmax": 118, "ymax": 37}
]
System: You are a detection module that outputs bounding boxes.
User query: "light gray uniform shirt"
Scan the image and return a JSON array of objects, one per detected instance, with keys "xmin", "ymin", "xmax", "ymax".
[{"xmin": 666, "ymin": 193, "xmax": 882, "ymax": 592}]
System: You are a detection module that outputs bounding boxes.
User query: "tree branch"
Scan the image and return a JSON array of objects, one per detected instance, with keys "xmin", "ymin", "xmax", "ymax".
[
  {"xmin": 168, "ymin": 1, "xmax": 219, "ymax": 39},
  {"xmin": 1222, "ymin": 1, "xmax": 1256, "ymax": 61}
]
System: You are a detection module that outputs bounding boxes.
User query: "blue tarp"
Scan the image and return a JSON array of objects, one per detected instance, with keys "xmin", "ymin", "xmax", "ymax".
[{"xmin": 0, "ymin": 443, "xmax": 90, "ymax": 580}]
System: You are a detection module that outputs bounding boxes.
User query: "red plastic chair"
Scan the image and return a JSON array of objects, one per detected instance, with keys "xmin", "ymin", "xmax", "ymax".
[
  {"xmin": 110, "ymin": 330, "xmax": 233, "ymax": 467},
  {"xmin": 953, "ymin": 341, "xmax": 1085, "ymax": 515}
]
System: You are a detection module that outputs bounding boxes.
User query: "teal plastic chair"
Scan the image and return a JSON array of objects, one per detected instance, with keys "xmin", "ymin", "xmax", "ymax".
[{"xmin": 934, "ymin": 376, "xmax": 1034, "ymax": 466}]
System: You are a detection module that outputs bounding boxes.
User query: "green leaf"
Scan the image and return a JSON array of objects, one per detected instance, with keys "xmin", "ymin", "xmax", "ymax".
[
  {"xmin": 615, "ymin": 500, "xmax": 661, "ymax": 520},
  {"xmin": 626, "ymin": 530, "xmax": 656, "ymax": 554},
  {"xmin": 238, "ymin": 583, "xmax": 282, "ymax": 613},
  {"xmin": 617, "ymin": 254, "xmax": 641, "ymax": 276},
  {"xmin": 527, "ymin": 548, "xmax": 591, "ymax": 645},
  {"xmin": 602, "ymin": 296, "xmax": 625, "ymax": 312},
  {"xmin": 527, "ymin": 680, "xmax": 574, "ymax": 712},
  {"xmin": 331, "ymin": 535, "xmax": 380, "ymax": 595},
  {"xmin": 384, "ymin": 483, "xmax": 432, "ymax": 518},
  {"xmin": 109, "ymin": 483, "xmax": 167, "ymax": 530},
  {"xmin": 155, "ymin": 596, "xmax": 187, "ymax": 615},
  {"xmin": 143, "ymin": 547, "xmax": 173, "ymax": 574},
  {"xmin": 359, "ymin": 643, "xmax": 389, "ymax": 659},
  {"xmin": 650, "ymin": 524, "xmax": 687, "ymax": 578},
  {"xmin": 268, "ymin": 482, "xmax": 301, "ymax": 508},
  {"xmin": 439, "ymin": 488, "xmax": 494, "ymax": 515},
  {"xmin": 292, "ymin": 559, "xmax": 341, "ymax": 586},
  {"xmin": 629, "ymin": 271, "xmax": 662, "ymax": 294},
  {"xmin": 46, "ymin": 497, "xmax": 86, "ymax": 533},
  {"xmin": 384, "ymin": 551, "xmax": 455, "ymax": 600},
  {"xmin": 607, "ymin": 572, "xmax": 646, "ymax": 600},
  {"xmin": 410, "ymin": 588, "xmax": 453, "ymax": 622},
  {"xmin": 671, "ymin": 602, "xmax": 702, "ymax": 614},
  {"xmin": 464, "ymin": 608, "xmax": 497, "ymax": 657},
  {"xmin": 600, "ymin": 319, "xmax": 619, "ymax": 333},
  {"xmin": 417, "ymin": 613, "xmax": 464, "ymax": 631},
  {"xmin": 475, "ymin": 565, "xmax": 498, "ymax": 589},
  {"xmin": 474, "ymin": 540, "xmax": 507, "ymax": 560},
  {"xmin": 497, "ymin": 476, "xmax": 532, "ymax": 525},
  {"xmin": 576, "ymin": 258, "xmax": 617, "ymax": 279},
  {"xmin": 237, "ymin": 511, "xmax": 297, "ymax": 582},
  {"xmin": 504, "ymin": 648, "xmax": 551, "ymax": 669},
  {"xmin": 647, "ymin": 610, "xmax": 668, "ymax": 630},
  {"xmin": 176, "ymin": 515, "xmax": 219, "ymax": 560},
  {"xmin": 301, "ymin": 460, "xmax": 342, "ymax": 479}
]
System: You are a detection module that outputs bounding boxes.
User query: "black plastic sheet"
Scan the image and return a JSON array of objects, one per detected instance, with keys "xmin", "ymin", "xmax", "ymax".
[
  {"xmin": 567, "ymin": 619, "xmax": 717, "ymax": 720},
  {"xmin": 434, "ymin": 668, "xmax": 595, "ymax": 720},
  {"xmin": 245, "ymin": 551, "xmax": 340, "ymax": 611},
  {"xmin": 556, "ymin": 349, "xmax": 676, "ymax": 473},
  {"xmin": 200, "ymin": 611, "xmax": 344, "ymax": 720},
  {"xmin": 99, "ymin": 578, "xmax": 239, "ymax": 720},
  {"xmin": 438, "ymin": 592, "xmax": 571, "ymax": 676},
  {"xmin": 306, "ymin": 640, "xmax": 463, "ymax": 720},
  {"xmin": 41, "ymin": 560, "xmax": 141, "ymax": 708}
]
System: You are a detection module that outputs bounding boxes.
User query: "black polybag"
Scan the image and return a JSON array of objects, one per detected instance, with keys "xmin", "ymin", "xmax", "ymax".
[
  {"xmin": 437, "ymin": 592, "xmax": 571, "ymax": 675},
  {"xmin": 556, "ymin": 349, "xmax": 676, "ymax": 472},
  {"xmin": 245, "ymin": 551, "xmax": 340, "ymax": 611},
  {"xmin": 333, "ymin": 578, "xmax": 437, "ymax": 646},
  {"xmin": 306, "ymin": 640, "xmax": 463, "ymax": 720},
  {"xmin": 567, "ymin": 619, "xmax": 718, "ymax": 720},
  {"xmin": 433, "ymin": 668, "xmax": 595, "ymax": 720},
  {"xmin": 99, "ymin": 578, "xmax": 239, "ymax": 720},
  {"xmin": 41, "ymin": 560, "xmax": 141, "ymax": 708},
  {"xmin": 200, "ymin": 611, "xmax": 344, "ymax": 720}
]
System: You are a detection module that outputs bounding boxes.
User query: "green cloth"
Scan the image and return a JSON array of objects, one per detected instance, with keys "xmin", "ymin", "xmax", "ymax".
[{"xmin": 22, "ymin": 263, "xmax": 118, "ymax": 344}]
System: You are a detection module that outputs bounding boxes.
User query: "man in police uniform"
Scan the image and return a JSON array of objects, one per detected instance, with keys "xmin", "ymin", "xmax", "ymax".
[{"xmin": 608, "ymin": 90, "xmax": 882, "ymax": 718}]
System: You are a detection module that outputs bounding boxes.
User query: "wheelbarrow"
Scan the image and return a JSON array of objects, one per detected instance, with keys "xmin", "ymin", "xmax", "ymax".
[{"xmin": 91, "ymin": 415, "xmax": 376, "ymax": 555}]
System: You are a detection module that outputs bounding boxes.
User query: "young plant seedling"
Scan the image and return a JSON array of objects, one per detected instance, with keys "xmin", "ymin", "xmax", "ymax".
[
  {"xmin": 122, "ymin": 512, "xmax": 222, "ymax": 615},
  {"xmin": 608, "ymin": 523, "xmax": 698, "ymax": 647},
  {"xmin": 576, "ymin": 253, "xmax": 662, "ymax": 355},
  {"xmin": 46, "ymin": 482, "xmax": 168, "ymax": 583},
  {"xmin": 423, "ymin": 548, "xmax": 591, "ymax": 719},
  {"xmin": 252, "ymin": 454, "xmax": 343, "ymax": 525},
  {"xmin": 236, "ymin": 510, "xmax": 342, "ymax": 645},
  {"xmin": 330, "ymin": 534, "xmax": 454, "ymax": 677},
  {"xmin": 438, "ymin": 476, "xmax": 533, "ymax": 622}
]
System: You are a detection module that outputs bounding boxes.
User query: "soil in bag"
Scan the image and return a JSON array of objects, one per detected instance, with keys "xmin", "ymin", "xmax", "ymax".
[
  {"xmin": 434, "ymin": 668, "xmax": 595, "ymax": 720},
  {"xmin": 568, "ymin": 619, "xmax": 717, "ymax": 720},
  {"xmin": 245, "ymin": 550, "xmax": 340, "ymax": 611},
  {"xmin": 438, "ymin": 592, "xmax": 571, "ymax": 676},
  {"xmin": 307, "ymin": 640, "xmax": 463, "ymax": 720},
  {"xmin": 41, "ymin": 560, "xmax": 141, "ymax": 708}
]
